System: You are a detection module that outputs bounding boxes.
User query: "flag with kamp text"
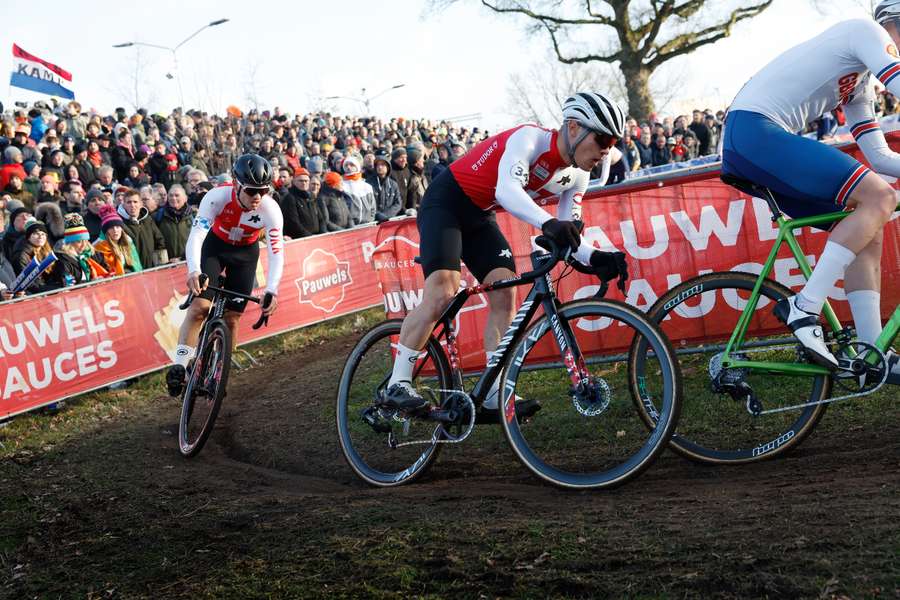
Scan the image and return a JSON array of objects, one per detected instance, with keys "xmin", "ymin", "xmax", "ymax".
[{"xmin": 10, "ymin": 44, "xmax": 74, "ymax": 99}]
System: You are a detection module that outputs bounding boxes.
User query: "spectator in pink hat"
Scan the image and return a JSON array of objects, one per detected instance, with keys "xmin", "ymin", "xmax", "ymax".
[{"xmin": 93, "ymin": 205, "xmax": 142, "ymax": 275}]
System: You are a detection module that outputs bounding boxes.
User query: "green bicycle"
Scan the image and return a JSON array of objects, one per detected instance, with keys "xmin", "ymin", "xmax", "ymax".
[{"xmin": 628, "ymin": 173, "xmax": 899, "ymax": 464}]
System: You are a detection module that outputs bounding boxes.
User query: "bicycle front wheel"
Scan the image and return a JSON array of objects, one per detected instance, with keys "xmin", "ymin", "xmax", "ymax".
[
  {"xmin": 179, "ymin": 321, "xmax": 231, "ymax": 458},
  {"xmin": 336, "ymin": 319, "xmax": 453, "ymax": 487},
  {"xmin": 630, "ymin": 272, "xmax": 830, "ymax": 465},
  {"xmin": 500, "ymin": 299, "xmax": 681, "ymax": 490}
]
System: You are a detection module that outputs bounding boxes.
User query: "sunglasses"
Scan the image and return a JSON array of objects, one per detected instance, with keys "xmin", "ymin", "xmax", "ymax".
[
  {"xmin": 242, "ymin": 186, "xmax": 268, "ymax": 197},
  {"xmin": 593, "ymin": 131, "xmax": 619, "ymax": 149}
]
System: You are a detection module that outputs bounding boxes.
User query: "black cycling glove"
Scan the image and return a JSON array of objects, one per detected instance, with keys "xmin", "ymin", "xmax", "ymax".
[
  {"xmin": 541, "ymin": 218, "xmax": 581, "ymax": 253},
  {"xmin": 590, "ymin": 250, "xmax": 629, "ymax": 293}
]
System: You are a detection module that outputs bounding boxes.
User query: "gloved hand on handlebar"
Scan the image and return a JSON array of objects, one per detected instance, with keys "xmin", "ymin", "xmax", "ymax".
[
  {"xmin": 541, "ymin": 218, "xmax": 582, "ymax": 253},
  {"xmin": 590, "ymin": 250, "xmax": 629, "ymax": 293}
]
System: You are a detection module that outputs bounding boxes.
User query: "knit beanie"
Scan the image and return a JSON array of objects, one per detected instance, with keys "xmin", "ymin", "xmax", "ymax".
[
  {"xmin": 391, "ymin": 147, "xmax": 407, "ymax": 161},
  {"xmin": 323, "ymin": 171, "xmax": 342, "ymax": 188},
  {"xmin": 63, "ymin": 212, "xmax": 90, "ymax": 244},
  {"xmin": 99, "ymin": 204, "xmax": 124, "ymax": 232},
  {"xmin": 23, "ymin": 217, "xmax": 48, "ymax": 238}
]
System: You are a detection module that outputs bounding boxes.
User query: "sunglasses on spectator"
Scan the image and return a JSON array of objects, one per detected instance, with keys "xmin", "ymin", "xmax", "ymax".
[{"xmin": 242, "ymin": 186, "xmax": 268, "ymax": 197}]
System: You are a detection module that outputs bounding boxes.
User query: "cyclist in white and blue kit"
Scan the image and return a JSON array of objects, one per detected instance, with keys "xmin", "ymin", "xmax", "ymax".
[{"xmin": 722, "ymin": 0, "xmax": 900, "ymax": 381}]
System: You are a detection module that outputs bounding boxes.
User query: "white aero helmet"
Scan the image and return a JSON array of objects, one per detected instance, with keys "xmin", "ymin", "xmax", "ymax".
[
  {"xmin": 562, "ymin": 92, "xmax": 626, "ymax": 139},
  {"xmin": 875, "ymin": 0, "xmax": 900, "ymax": 24}
]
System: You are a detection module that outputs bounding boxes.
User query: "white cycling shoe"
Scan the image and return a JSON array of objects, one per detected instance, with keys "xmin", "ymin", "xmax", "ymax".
[{"xmin": 774, "ymin": 296, "xmax": 838, "ymax": 368}]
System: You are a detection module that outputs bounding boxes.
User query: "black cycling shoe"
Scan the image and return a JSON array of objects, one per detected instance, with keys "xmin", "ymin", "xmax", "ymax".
[
  {"xmin": 475, "ymin": 398, "xmax": 542, "ymax": 425},
  {"xmin": 166, "ymin": 365, "xmax": 186, "ymax": 397},
  {"xmin": 382, "ymin": 381, "xmax": 432, "ymax": 413}
]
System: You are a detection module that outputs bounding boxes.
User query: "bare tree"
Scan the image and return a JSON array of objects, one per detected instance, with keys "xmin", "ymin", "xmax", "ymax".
[
  {"xmin": 431, "ymin": 0, "xmax": 774, "ymax": 119},
  {"xmin": 506, "ymin": 57, "xmax": 626, "ymax": 125},
  {"xmin": 243, "ymin": 59, "xmax": 265, "ymax": 112},
  {"xmin": 107, "ymin": 45, "xmax": 159, "ymax": 112}
]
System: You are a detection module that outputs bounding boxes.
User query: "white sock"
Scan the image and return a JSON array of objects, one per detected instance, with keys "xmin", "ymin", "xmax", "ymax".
[
  {"xmin": 797, "ymin": 241, "xmax": 856, "ymax": 314},
  {"xmin": 174, "ymin": 344, "xmax": 195, "ymax": 367},
  {"xmin": 389, "ymin": 343, "xmax": 420, "ymax": 387},
  {"xmin": 847, "ymin": 290, "xmax": 882, "ymax": 345}
]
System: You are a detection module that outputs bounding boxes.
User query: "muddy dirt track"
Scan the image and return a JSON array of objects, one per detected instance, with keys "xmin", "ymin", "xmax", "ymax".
[{"xmin": 2, "ymin": 332, "xmax": 899, "ymax": 599}]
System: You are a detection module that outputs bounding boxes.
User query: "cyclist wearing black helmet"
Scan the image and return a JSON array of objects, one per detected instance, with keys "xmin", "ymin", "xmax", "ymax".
[
  {"xmin": 384, "ymin": 91, "xmax": 630, "ymax": 422},
  {"xmin": 166, "ymin": 153, "xmax": 285, "ymax": 397}
]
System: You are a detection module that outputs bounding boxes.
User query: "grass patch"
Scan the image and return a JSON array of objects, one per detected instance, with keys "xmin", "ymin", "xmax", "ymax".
[{"xmin": 0, "ymin": 308, "xmax": 383, "ymax": 460}]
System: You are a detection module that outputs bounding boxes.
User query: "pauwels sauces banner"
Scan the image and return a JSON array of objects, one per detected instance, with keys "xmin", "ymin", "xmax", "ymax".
[
  {"xmin": 0, "ymin": 226, "xmax": 381, "ymax": 418},
  {"xmin": 374, "ymin": 134, "xmax": 900, "ymax": 372}
]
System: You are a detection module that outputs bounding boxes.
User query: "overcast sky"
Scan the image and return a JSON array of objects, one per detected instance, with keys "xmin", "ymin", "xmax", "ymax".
[{"xmin": 1, "ymin": 0, "xmax": 873, "ymax": 129}]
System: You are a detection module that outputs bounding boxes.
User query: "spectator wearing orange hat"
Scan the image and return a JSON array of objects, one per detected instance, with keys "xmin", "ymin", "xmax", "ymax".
[
  {"xmin": 280, "ymin": 167, "xmax": 323, "ymax": 239},
  {"xmin": 318, "ymin": 171, "xmax": 351, "ymax": 231}
]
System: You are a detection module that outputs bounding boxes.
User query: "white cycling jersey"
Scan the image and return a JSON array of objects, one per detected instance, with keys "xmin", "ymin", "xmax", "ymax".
[
  {"xmin": 730, "ymin": 18, "xmax": 900, "ymax": 176},
  {"xmin": 185, "ymin": 185, "xmax": 285, "ymax": 295}
]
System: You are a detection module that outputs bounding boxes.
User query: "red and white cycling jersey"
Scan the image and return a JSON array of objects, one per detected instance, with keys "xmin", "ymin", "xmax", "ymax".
[
  {"xmin": 449, "ymin": 124, "xmax": 605, "ymax": 263},
  {"xmin": 185, "ymin": 184, "xmax": 285, "ymax": 294}
]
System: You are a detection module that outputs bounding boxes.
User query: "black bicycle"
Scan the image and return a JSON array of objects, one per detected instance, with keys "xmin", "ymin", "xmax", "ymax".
[
  {"xmin": 178, "ymin": 275, "xmax": 271, "ymax": 458},
  {"xmin": 336, "ymin": 237, "xmax": 682, "ymax": 489}
]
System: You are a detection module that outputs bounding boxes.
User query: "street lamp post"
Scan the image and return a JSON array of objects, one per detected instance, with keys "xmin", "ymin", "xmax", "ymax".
[
  {"xmin": 113, "ymin": 18, "xmax": 229, "ymax": 110},
  {"xmin": 325, "ymin": 83, "xmax": 406, "ymax": 114}
]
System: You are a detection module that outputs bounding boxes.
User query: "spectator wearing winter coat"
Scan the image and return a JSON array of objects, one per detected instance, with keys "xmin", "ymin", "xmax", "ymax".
[
  {"xmin": 72, "ymin": 142, "xmax": 97, "ymax": 187},
  {"xmin": 650, "ymin": 135, "xmax": 672, "ymax": 166},
  {"xmin": 56, "ymin": 213, "xmax": 110, "ymax": 283},
  {"xmin": 280, "ymin": 168, "xmax": 323, "ymax": 238},
  {"xmin": 318, "ymin": 172, "xmax": 352, "ymax": 231},
  {"xmin": 406, "ymin": 146, "xmax": 428, "ymax": 211},
  {"xmin": 109, "ymin": 130, "xmax": 137, "ymax": 182},
  {"xmin": 0, "ymin": 146, "xmax": 27, "ymax": 191},
  {"xmin": 635, "ymin": 131, "xmax": 653, "ymax": 168},
  {"xmin": 34, "ymin": 201, "xmax": 66, "ymax": 247},
  {"xmin": 688, "ymin": 110, "xmax": 712, "ymax": 156},
  {"xmin": 154, "ymin": 184, "xmax": 194, "ymax": 261},
  {"xmin": 2, "ymin": 206, "xmax": 33, "ymax": 262},
  {"xmin": 12, "ymin": 217, "xmax": 80, "ymax": 293},
  {"xmin": 93, "ymin": 205, "xmax": 142, "ymax": 275},
  {"xmin": 389, "ymin": 147, "xmax": 411, "ymax": 209},
  {"xmin": 341, "ymin": 155, "xmax": 376, "ymax": 226},
  {"xmin": 116, "ymin": 188, "xmax": 168, "ymax": 268},
  {"xmin": 3, "ymin": 173, "xmax": 34, "ymax": 210},
  {"xmin": 83, "ymin": 189, "xmax": 105, "ymax": 242},
  {"xmin": 366, "ymin": 153, "xmax": 402, "ymax": 222}
]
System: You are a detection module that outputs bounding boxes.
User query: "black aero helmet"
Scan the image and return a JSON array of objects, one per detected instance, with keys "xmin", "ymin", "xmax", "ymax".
[{"xmin": 232, "ymin": 153, "xmax": 273, "ymax": 187}]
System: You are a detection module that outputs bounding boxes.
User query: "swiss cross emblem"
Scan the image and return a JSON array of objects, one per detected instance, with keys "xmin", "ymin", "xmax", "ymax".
[{"xmin": 294, "ymin": 248, "xmax": 353, "ymax": 313}]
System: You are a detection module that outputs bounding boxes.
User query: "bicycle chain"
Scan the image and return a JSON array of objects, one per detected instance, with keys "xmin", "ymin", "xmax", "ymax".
[
  {"xmin": 388, "ymin": 389, "xmax": 476, "ymax": 449},
  {"xmin": 709, "ymin": 342, "xmax": 887, "ymax": 415}
]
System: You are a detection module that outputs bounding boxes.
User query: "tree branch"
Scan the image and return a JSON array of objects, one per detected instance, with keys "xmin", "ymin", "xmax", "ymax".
[
  {"xmin": 480, "ymin": 0, "xmax": 615, "ymax": 27},
  {"xmin": 646, "ymin": 0, "xmax": 773, "ymax": 69},
  {"xmin": 542, "ymin": 18, "xmax": 622, "ymax": 64}
]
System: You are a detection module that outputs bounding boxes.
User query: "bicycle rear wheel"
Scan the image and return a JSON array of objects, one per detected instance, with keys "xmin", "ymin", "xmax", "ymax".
[
  {"xmin": 179, "ymin": 321, "xmax": 231, "ymax": 458},
  {"xmin": 500, "ymin": 299, "xmax": 681, "ymax": 490},
  {"xmin": 629, "ymin": 272, "xmax": 830, "ymax": 464},
  {"xmin": 336, "ymin": 319, "xmax": 453, "ymax": 487}
]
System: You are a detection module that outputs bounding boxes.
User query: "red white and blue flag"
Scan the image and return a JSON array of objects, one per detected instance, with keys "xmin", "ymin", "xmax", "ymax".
[{"xmin": 9, "ymin": 44, "xmax": 74, "ymax": 99}]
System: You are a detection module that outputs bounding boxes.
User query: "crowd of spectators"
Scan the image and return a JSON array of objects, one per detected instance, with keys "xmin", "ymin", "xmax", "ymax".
[
  {"xmin": 0, "ymin": 98, "xmax": 493, "ymax": 300},
  {"xmin": 4, "ymin": 87, "xmax": 900, "ymax": 299}
]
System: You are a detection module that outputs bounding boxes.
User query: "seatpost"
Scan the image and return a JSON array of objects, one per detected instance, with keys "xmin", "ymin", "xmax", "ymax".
[{"xmin": 762, "ymin": 187, "xmax": 782, "ymax": 222}]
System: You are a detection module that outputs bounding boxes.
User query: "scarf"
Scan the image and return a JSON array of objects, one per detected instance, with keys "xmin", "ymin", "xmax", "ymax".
[
  {"xmin": 343, "ymin": 172, "xmax": 362, "ymax": 181},
  {"xmin": 88, "ymin": 151, "xmax": 103, "ymax": 167},
  {"xmin": 78, "ymin": 247, "xmax": 110, "ymax": 280}
]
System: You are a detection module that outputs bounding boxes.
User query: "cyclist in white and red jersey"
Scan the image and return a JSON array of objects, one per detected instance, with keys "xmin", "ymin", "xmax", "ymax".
[
  {"xmin": 166, "ymin": 154, "xmax": 284, "ymax": 397},
  {"xmin": 722, "ymin": 1, "xmax": 900, "ymax": 379},
  {"xmin": 385, "ymin": 91, "xmax": 629, "ymax": 420}
]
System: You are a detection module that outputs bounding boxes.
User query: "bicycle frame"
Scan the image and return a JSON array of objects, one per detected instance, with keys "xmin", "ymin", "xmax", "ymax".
[
  {"xmin": 418, "ymin": 249, "xmax": 592, "ymax": 409},
  {"xmin": 721, "ymin": 199, "xmax": 900, "ymax": 375}
]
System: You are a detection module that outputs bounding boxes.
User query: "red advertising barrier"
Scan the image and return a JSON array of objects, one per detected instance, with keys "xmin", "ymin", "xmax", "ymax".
[
  {"xmin": 374, "ymin": 135, "xmax": 900, "ymax": 371},
  {"xmin": 1, "ymin": 226, "xmax": 383, "ymax": 418},
  {"xmin": 5, "ymin": 133, "xmax": 900, "ymax": 417}
]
